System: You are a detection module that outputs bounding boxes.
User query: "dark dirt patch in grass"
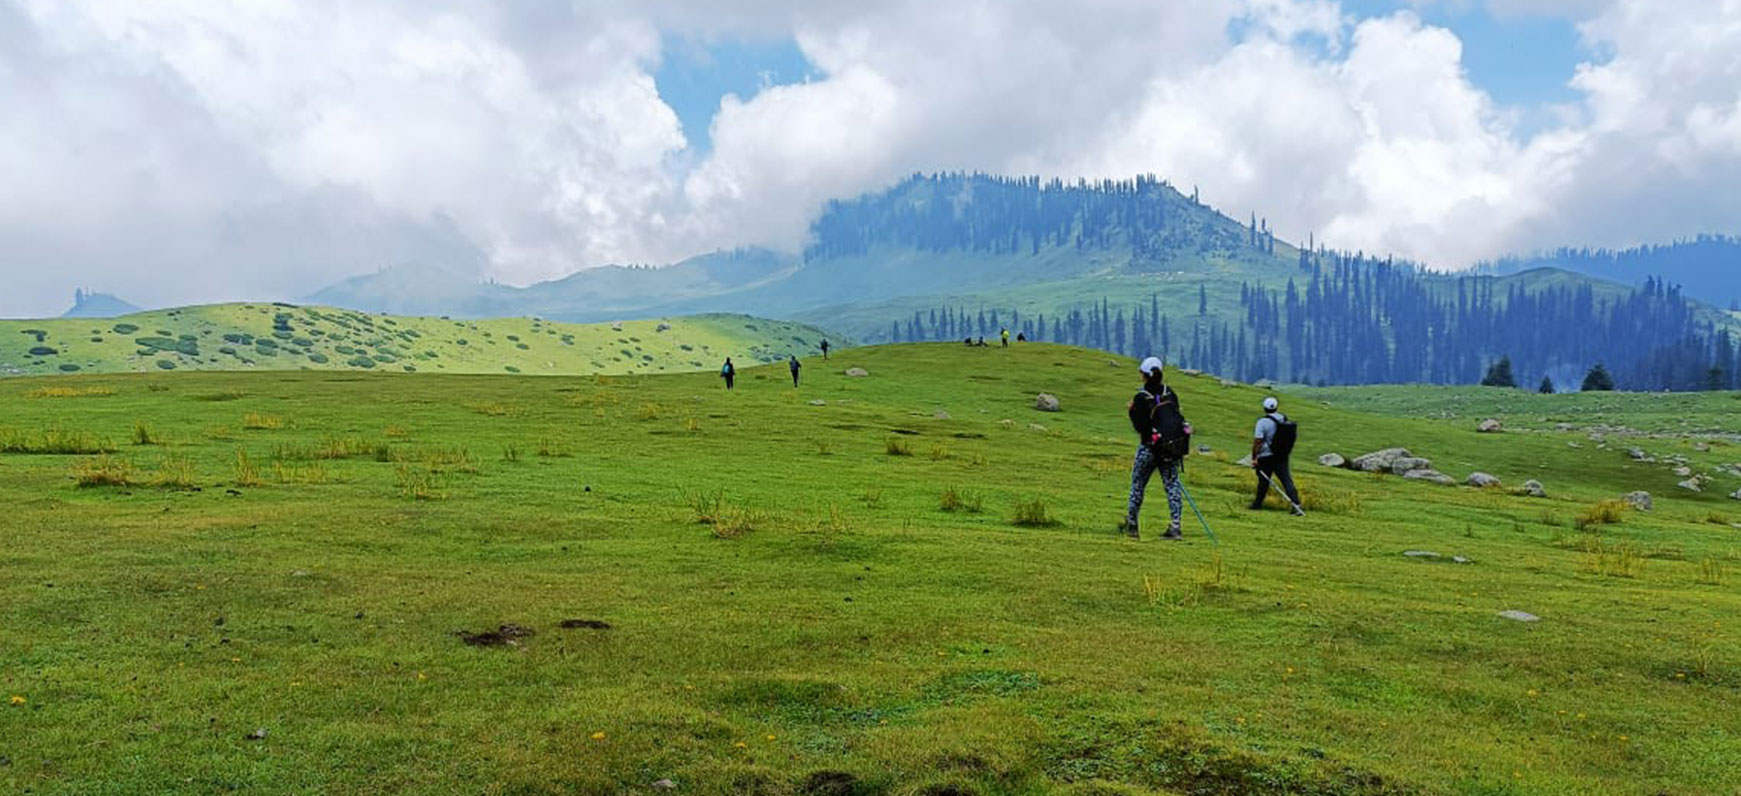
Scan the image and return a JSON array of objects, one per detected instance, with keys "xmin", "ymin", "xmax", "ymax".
[
  {"xmin": 458, "ymin": 623, "xmax": 536, "ymax": 647},
  {"xmin": 558, "ymin": 618, "xmax": 611, "ymax": 630},
  {"xmin": 801, "ymin": 771, "xmax": 870, "ymax": 796}
]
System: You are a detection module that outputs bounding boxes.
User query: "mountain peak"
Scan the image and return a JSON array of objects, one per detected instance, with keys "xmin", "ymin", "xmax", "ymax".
[{"xmin": 63, "ymin": 289, "xmax": 142, "ymax": 318}]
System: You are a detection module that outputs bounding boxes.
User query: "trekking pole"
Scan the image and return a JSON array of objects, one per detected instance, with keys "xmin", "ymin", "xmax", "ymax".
[
  {"xmin": 1176, "ymin": 460, "xmax": 1219, "ymax": 546},
  {"xmin": 1257, "ymin": 470, "xmax": 1307, "ymax": 515}
]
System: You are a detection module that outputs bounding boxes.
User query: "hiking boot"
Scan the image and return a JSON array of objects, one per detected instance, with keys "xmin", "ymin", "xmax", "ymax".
[
  {"xmin": 1118, "ymin": 520, "xmax": 1140, "ymax": 539},
  {"xmin": 1162, "ymin": 522, "xmax": 1182, "ymax": 540},
  {"xmin": 1291, "ymin": 506, "xmax": 1306, "ymax": 517}
]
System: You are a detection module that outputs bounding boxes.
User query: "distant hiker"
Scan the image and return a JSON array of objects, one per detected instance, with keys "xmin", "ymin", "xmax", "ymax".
[
  {"xmin": 1250, "ymin": 397, "xmax": 1303, "ymax": 515},
  {"xmin": 1016, "ymin": 332, "xmax": 1027, "ymax": 342},
  {"xmin": 1123, "ymin": 357, "xmax": 1191, "ymax": 540},
  {"xmin": 1001, "ymin": 328, "xmax": 1010, "ymax": 347},
  {"xmin": 721, "ymin": 358, "xmax": 736, "ymax": 390},
  {"xmin": 963, "ymin": 338, "xmax": 973, "ymax": 346},
  {"xmin": 789, "ymin": 355, "xmax": 802, "ymax": 387},
  {"xmin": 976, "ymin": 336, "xmax": 986, "ymax": 347},
  {"xmin": 820, "ymin": 340, "xmax": 831, "ymax": 359}
]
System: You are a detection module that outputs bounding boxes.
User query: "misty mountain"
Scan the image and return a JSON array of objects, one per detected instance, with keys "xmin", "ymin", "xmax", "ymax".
[
  {"xmin": 62, "ymin": 290, "xmax": 141, "ymax": 318},
  {"xmin": 1481, "ymin": 236, "xmax": 1741, "ymax": 311}
]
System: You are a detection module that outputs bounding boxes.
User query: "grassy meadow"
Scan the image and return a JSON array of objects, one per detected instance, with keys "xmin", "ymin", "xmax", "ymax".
[
  {"xmin": 2, "ymin": 343, "xmax": 1739, "ymax": 795},
  {"xmin": 0, "ymin": 304, "xmax": 835, "ymax": 378}
]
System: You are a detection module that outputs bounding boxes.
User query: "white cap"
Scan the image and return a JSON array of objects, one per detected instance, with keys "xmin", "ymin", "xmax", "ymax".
[
  {"xmin": 1139, "ymin": 357, "xmax": 1164, "ymax": 376},
  {"xmin": 1263, "ymin": 397, "xmax": 1279, "ymax": 411}
]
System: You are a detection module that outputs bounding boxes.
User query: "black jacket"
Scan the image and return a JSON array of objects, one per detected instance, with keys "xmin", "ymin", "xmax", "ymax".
[{"xmin": 1129, "ymin": 383, "xmax": 1181, "ymax": 442}]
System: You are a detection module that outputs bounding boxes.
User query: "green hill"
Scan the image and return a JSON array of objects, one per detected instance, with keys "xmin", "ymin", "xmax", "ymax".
[
  {"xmin": 0, "ymin": 303, "xmax": 841, "ymax": 377},
  {"xmin": 2, "ymin": 343, "xmax": 1737, "ymax": 794}
]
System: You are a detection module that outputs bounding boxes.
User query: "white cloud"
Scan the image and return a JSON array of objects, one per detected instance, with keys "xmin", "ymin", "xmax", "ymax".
[{"xmin": 2, "ymin": 0, "xmax": 1740, "ymax": 316}]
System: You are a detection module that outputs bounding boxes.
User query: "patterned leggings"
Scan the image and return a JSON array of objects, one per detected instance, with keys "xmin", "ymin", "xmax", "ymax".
[{"xmin": 1126, "ymin": 445, "xmax": 1183, "ymax": 529}]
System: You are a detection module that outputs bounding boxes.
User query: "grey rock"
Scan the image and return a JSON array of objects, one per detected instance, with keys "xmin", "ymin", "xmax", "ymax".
[
  {"xmin": 1568, "ymin": 442, "xmax": 1582, "ymax": 449},
  {"xmin": 1730, "ymin": 488, "xmax": 1741, "ymax": 501},
  {"xmin": 1390, "ymin": 457, "xmax": 1434, "ymax": 475},
  {"xmin": 1351, "ymin": 448, "xmax": 1413, "ymax": 473},
  {"xmin": 1622, "ymin": 491, "xmax": 1652, "ymax": 512},
  {"xmin": 1403, "ymin": 550, "xmax": 1442, "ymax": 558},
  {"xmin": 844, "ymin": 367, "xmax": 869, "ymax": 377},
  {"xmin": 1695, "ymin": 442, "xmax": 1711, "ymax": 452},
  {"xmin": 1218, "ymin": 378, "xmax": 1238, "ymax": 388},
  {"xmin": 1318, "ymin": 453, "xmax": 1346, "ymax": 468},
  {"xmin": 1519, "ymin": 480, "xmax": 1547, "ymax": 498},
  {"xmin": 291, "ymin": 569, "xmax": 310, "ymax": 577},
  {"xmin": 1673, "ymin": 466, "xmax": 1692, "ymax": 477},
  {"xmin": 1403, "ymin": 469, "xmax": 1455, "ymax": 486},
  {"xmin": 245, "ymin": 728, "xmax": 268, "ymax": 741},
  {"xmin": 1466, "ymin": 472, "xmax": 1502, "ymax": 488},
  {"xmin": 1628, "ymin": 447, "xmax": 1648, "ymax": 460},
  {"xmin": 610, "ymin": 321, "xmax": 623, "ymax": 332},
  {"xmin": 1452, "ymin": 556, "xmax": 1473, "ymax": 564},
  {"xmin": 1477, "ymin": 418, "xmax": 1503, "ymax": 433},
  {"xmin": 808, "ymin": 399, "xmax": 826, "ymax": 406},
  {"xmin": 1678, "ymin": 478, "xmax": 1703, "ymax": 492},
  {"xmin": 1179, "ymin": 369, "xmax": 1203, "ymax": 376},
  {"xmin": 1028, "ymin": 423, "xmax": 1049, "ymax": 432},
  {"xmin": 1198, "ymin": 444, "xmax": 1213, "ymax": 454},
  {"xmin": 652, "ymin": 780, "xmax": 678, "ymax": 791},
  {"xmin": 655, "ymin": 322, "xmax": 672, "ymax": 332},
  {"xmin": 933, "ymin": 410, "xmax": 951, "ymax": 420},
  {"xmin": 1034, "ymin": 393, "xmax": 1061, "ymax": 412},
  {"xmin": 1498, "ymin": 610, "xmax": 1540, "ymax": 623}
]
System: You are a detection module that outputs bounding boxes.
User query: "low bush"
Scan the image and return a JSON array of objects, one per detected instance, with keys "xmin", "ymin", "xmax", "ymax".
[
  {"xmin": 25, "ymin": 386, "xmax": 113, "ymax": 399},
  {"xmin": 155, "ymin": 359, "xmax": 177, "ymax": 370},
  {"xmin": 940, "ymin": 487, "xmax": 984, "ymax": 513},
  {"xmin": 132, "ymin": 421, "xmax": 159, "ymax": 446},
  {"xmin": 1575, "ymin": 500, "xmax": 1627, "ymax": 532},
  {"xmin": 112, "ymin": 323, "xmax": 139, "ymax": 335},
  {"xmin": 241, "ymin": 412, "xmax": 283, "ymax": 430},
  {"xmin": 29, "ymin": 346, "xmax": 58, "ymax": 356},
  {"xmin": 885, "ymin": 438, "xmax": 913, "ymax": 456},
  {"xmin": 72, "ymin": 455, "xmax": 133, "ymax": 487},
  {"xmin": 233, "ymin": 448, "xmax": 262, "ymax": 486},
  {"xmin": 1, "ymin": 427, "xmax": 115, "ymax": 455}
]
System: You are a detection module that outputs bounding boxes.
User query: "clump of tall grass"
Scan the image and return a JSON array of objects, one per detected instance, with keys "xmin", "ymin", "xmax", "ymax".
[
  {"xmin": 1575, "ymin": 500, "xmax": 1627, "ymax": 532},
  {"xmin": 466, "ymin": 402, "xmax": 515, "ymax": 417},
  {"xmin": 421, "ymin": 447, "xmax": 479, "ymax": 474},
  {"xmin": 383, "ymin": 424, "xmax": 410, "ymax": 439},
  {"xmin": 535, "ymin": 438, "xmax": 571, "ymax": 458},
  {"xmin": 1695, "ymin": 559, "xmax": 1728, "ymax": 586},
  {"xmin": 151, "ymin": 456, "xmax": 198, "ymax": 490},
  {"xmin": 929, "ymin": 443, "xmax": 953, "ymax": 461},
  {"xmin": 1581, "ymin": 537, "xmax": 1646, "ymax": 578},
  {"xmin": 501, "ymin": 444, "xmax": 522, "ymax": 463},
  {"xmin": 1012, "ymin": 498, "xmax": 1058, "ymax": 527},
  {"xmin": 395, "ymin": 463, "xmax": 446, "ymax": 500},
  {"xmin": 712, "ymin": 507, "xmax": 764, "ymax": 540},
  {"xmin": 939, "ymin": 487, "xmax": 984, "ymax": 514},
  {"xmin": 72, "ymin": 455, "xmax": 133, "ymax": 487},
  {"xmin": 315, "ymin": 436, "xmax": 378, "ymax": 460},
  {"xmin": 233, "ymin": 448, "xmax": 262, "ymax": 487},
  {"xmin": 272, "ymin": 462, "xmax": 329, "ymax": 485},
  {"xmin": 885, "ymin": 438, "xmax": 913, "ymax": 457},
  {"xmin": 241, "ymin": 412, "xmax": 283, "ymax": 430},
  {"xmin": 192, "ymin": 390, "xmax": 247, "ymax": 402},
  {"xmin": 1300, "ymin": 488, "xmax": 1362, "ymax": 515},
  {"xmin": 1, "ymin": 427, "xmax": 115, "ymax": 455},
  {"xmin": 684, "ymin": 488, "xmax": 726, "ymax": 525},
  {"xmin": 131, "ymin": 421, "xmax": 159, "ymax": 446},
  {"xmin": 26, "ymin": 386, "xmax": 114, "ymax": 399}
]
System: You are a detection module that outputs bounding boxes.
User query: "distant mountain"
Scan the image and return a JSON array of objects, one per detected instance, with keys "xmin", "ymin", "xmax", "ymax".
[
  {"xmin": 305, "ymin": 249, "xmax": 797, "ymax": 321},
  {"xmin": 1482, "ymin": 236, "xmax": 1741, "ymax": 311},
  {"xmin": 62, "ymin": 290, "xmax": 141, "ymax": 318}
]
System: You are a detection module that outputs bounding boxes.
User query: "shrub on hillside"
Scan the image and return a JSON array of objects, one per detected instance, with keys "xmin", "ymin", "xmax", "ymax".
[
  {"xmin": 155, "ymin": 359, "xmax": 177, "ymax": 370},
  {"xmin": 112, "ymin": 323, "xmax": 139, "ymax": 335},
  {"xmin": 58, "ymin": 364, "xmax": 81, "ymax": 372},
  {"xmin": 29, "ymin": 346, "xmax": 58, "ymax": 356},
  {"xmin": 347, "ymin": 356, "xmax": 376, "ymax": 369},
  {"xmin": 306, "ymin": 353, "xmax": 330, "ymax": 364}
]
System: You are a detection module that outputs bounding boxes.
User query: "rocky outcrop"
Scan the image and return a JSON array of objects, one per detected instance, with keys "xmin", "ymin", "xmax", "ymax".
[
  {"xmin": 1622, "ymin": 491, "xmax": 1652, "ymax": 512},
  {"xmin": 1318, "ymin": 453, "xmax": 1346, "ymax": 468},
  {"xmin": 1466, "ymin": 472, "xmax": 1502, "ymax": 488},
  {"xmin": 1034, "ymin": 393, "xmax": 1061, "ymax": 412},
  {"xmin": 1350, "ymin": 448, "xmax": 1413, "ymax": 473},
  {"xmin": 1477, "ymin": 418, "xmax": 1503, "ymax": 433},
  {"xmin": 1519, "ymin": 480, "xmax": 1547, "ymax": 498},
  {"xmin": 844, "ymin": 367, "xmax": 869, "ymax": 377},
  {"xmin": 1403, "ymin": 469, "xmax": 1455, "ymax": 486}
]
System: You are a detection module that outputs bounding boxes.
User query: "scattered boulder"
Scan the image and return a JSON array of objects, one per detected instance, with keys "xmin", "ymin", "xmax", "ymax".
[
  {"xmin": 1673, "ymin": 466, "xmax": 1693, "ymax": 477},
  {"xmin": 1519, "ymin": 479, "xmax": 1547, "ymax": 498},
  {"xmin": 1218, "ymin": 378, "xmax": 1238, "ymax": 388},
  {"xmin": 1403, "ymin": 469, "xmax": 1455, "ymax": 486},
  {"xmin": 808, "ymin": 399, "xmax": 827, "ymax": 406},
  {"xmin": 1034, "ymin": 393, "xmax": 1061, "ymax": 412},
  {"xmin": 1477, "ymin": 418, "xmax": 1503, "ymax": 433},
  {"xmin": 245, "ymin": 728, "xmax": 268, "ymax": 741},
  {"xmin": 844, "ymin": 367, "xmax": 869, "ymax": 377},
  {"xmin": 1452, "ymin": 556, "xmax": 1473, "ymax": 565},
  {"xmin": 1198, "ymin": 444, "xmax": 1213, "ymax": 454},
  {"xmin": 1730, "ymin": 488, "xmax": 1741, "ymax": 501},
  {"xmin": 1318, "ymin": 453, "xmax": 1346, "ymax": 468},
  {"xmin": 1628, "ymin": 447, "xmax": 1648, "ymax": 460},
  {"xmin": 1466, "ymin": 472, "xmax": 1502, "ymax": 488},
  {"xmin": 1351, "ymin": 448, "xmax": 1413, "ymax": 473},
  {"xmin": 1390, "ymin": 457, "xmax": 1434, "ymax": 476},
  {"xmin": 1403, "ymin": 550, "xmax": 1442, "ymax": 559},
  {"xmin": 1618, "ymin": 491, "xmax": 1652, "ymax": 512},
  {"xmin": 655, "ymin": 322, "xmax": 672, "ymax": 332},
  {"xmin": 1028, "ymin": 423, "xmax": 1048, "ymax": 432},
  {"xmin": 1678, "ymin": 479, "xmax": 1703, "ymax": 493},
  {"xmin": 558, "ymin": 619, "xmax": 612, "ymax": 630},
  {"xmin": 610, "ymin": 321, "xmax": 623, "ymax": 332},
  {"xmin": 1497, "ymin": 610, "xmax": 1540, "ymax": 623},
  {"xmin": 933, "ymin": 410, "xmax": 952, "ymax": 420},
  {"xmin": 1694, "ymin": 442, "xmax": 1711, "ymax": 452},
  {"xmin": 1180, "ymin": 369, "xmax": 1203, "ymax": 376},
  {"xmin": 652, "ymin": 780, "xmax": 678, "ymax": 791}
]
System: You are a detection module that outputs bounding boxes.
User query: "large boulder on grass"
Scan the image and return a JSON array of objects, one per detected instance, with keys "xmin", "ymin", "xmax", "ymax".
[
  {"xmin": 1477, "ymin": 418, "xmax": 1503, "ymax": 433},
  {"xmin": 1403, "ymin": 469, "xmax": 1455, "ymax": 486},
  {"xmin": 1466, "ymin": 472, "xmax": 1502, "ymax": 488},
  {"xmin": 1390, "ymin": 457, "xmax": 1434, "ymax": 476},
  {"xmin": 1351, "ymin": 448, "xmax": 1413, "ymax": 473},
  {"xmin": 1318, "ymin": 453, "xmax": 1346, "ymax": 468},
  {"xmin": 1622, "ymin": 491, "xmax": 1652, "ymax": 511},
  {"xmin": 844, "ymin": 367, "xmax": 869, "ymax": 377},
  {"xmin": 1034, "ymin": 393, "xmax": 1061, "ymax": 412},
  {"xmin": 1519, "ymin": 479, "xmax": 1547, "ymax": 498}
]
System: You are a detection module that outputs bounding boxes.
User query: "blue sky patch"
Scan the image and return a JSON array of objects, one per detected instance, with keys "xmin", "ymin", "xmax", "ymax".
[{"xmin": 655, "ymin": 35, "xmax": 818, "ymax": 153}]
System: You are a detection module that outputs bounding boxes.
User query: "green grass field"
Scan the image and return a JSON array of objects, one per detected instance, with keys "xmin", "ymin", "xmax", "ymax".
[
  {"xmin": 3, "ymin": 344, "xmax": 1738, "ymax": 795},
  {"xmin": 0, "ymin": 303, "xmax": 837, "ymax": 378}
]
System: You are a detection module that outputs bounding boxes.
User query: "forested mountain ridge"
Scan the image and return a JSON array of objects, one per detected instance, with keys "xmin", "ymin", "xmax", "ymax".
[{"xmin": 1480, "ymin": 235, "xmax": 1741, "ymax": 311}]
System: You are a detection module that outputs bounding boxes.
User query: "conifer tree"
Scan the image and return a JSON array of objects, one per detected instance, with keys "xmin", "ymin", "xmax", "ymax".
[
  {"xmin": 1480, "ymin": 356, "xmax": 1517, "ymax": 388},
  {"xmin": 1538, "ymin": 375, "xmax": 1554, "ymax": 394},
  {"xmin": 1581, "ymin": 363, "xmax": 1616, "ymax": 392}
]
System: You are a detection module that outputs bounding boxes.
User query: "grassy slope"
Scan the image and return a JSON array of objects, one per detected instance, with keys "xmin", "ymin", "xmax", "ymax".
[
  {"xmin": 0, "ymin": 304, "xmax": 839, "ymax": 378},
  {"xmin": 2, "ymin": 344, "xmax": 1739, "ymax": 795}
]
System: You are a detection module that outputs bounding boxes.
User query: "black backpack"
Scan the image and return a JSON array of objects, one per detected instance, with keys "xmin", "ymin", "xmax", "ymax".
[
  {"xmin": 1137, "ymin": 387, "xmax": 1191, "ymax": 461},
  {"xmin": 1266, "ymin": 413, "xmax": 1298, "ymax": 458}
]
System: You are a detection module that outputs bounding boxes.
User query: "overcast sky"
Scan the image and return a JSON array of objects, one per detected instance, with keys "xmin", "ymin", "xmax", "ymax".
[{"xmin": 2, "ymin": 0, "xmax": 1738, "ymax": 317}]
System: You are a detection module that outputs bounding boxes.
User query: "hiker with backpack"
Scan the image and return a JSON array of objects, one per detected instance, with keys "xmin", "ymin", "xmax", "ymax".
[
  {"xmin": 1250, "ymin": 397, "xmax": 1304, "ymax": 515},
  {"xmin": 721, "ymin": 358, "xmax": 736, "ymax": 390},
  {"xmin": 1122, "ymin": 357, "xmax": 1192, "ymax": 540},
  {"xmin": 789, "ymin": 355, "xmax": 801, "ymax": 387}
]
